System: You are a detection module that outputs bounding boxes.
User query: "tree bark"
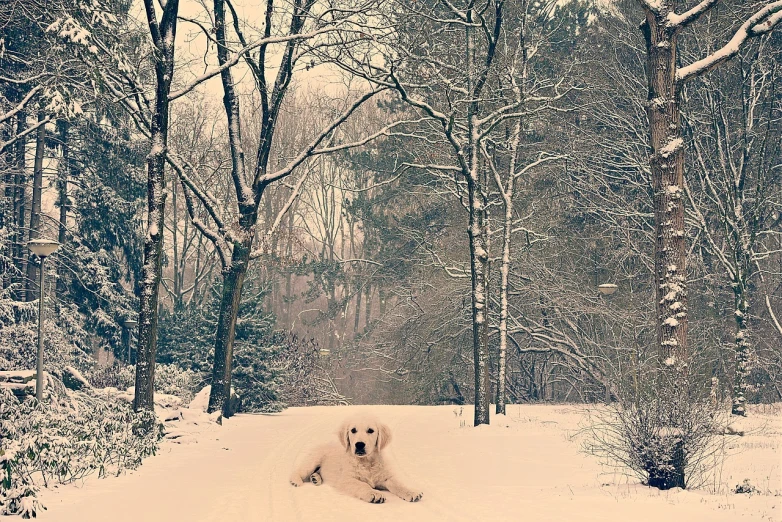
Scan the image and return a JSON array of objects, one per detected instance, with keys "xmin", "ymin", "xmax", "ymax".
[
  {"xmin": 467, "ymin": 174, "xmax": 491, "ymax": 426},
  {"xmin": 466, "ymin": 5, "xmax": 492, "ymax": 426},
  {"xmin": 206, "ymin": 0, "xmax": 256, "ymax": 414},
  {"xmin": 133, "ymin": 0, "xmax": 180, "ymax": 412},
  {"xmin": 496, "ymin": 173, "xmax": 513, "ymax": 415},
  {"xmin": 731, "ymin": 270, "xmax": 750, "ymax": 416},
  {"xmin": 207, "ymin": 238, "xmax": 252, "ymax": 414},
  {"xmin": 12, "ymin": 112, "xmax": 27, "ymax": 299},
  {"xmin": 640, "ymin": 11, "xmax": 688, "ymax": 374}
]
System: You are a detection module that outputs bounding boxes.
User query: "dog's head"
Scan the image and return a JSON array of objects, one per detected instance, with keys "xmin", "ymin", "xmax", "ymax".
[{"xmin": 338, "ymin": 415, "xmax": 391, "ymax": 458}]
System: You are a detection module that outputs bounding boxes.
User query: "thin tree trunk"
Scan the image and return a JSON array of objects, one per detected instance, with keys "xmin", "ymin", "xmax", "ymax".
[
  {"xmin": 55, "ymin": 120, "xmax": 70, "ymax": 294},
  {"xmin": 364, "ymin": 283, "xmax": 372, "ymax": 330},
  {"xmin": 12, "ymin": 112, "xmax": 27, "ymax": 298},
  {"xmin": 133, "ymin": 0, "xmax": 180, "ymax": 412},
  {"xmin": 731, "ymin": 274, "xmax": 750, "ymax": 416},
  {"xmin": 354, "ymin": 283, "xmax": 362, "ymax": 332},
  {"xmin": 26, "ymin": 112, "xmax": 46, "ymax": 301},
  {"xmin": 467, "ymin": 175, "xmax": 491, "ymax": 426},
  {"xmin": 496, "ymin": 183, "xmax": 513, "ymax": 415}
]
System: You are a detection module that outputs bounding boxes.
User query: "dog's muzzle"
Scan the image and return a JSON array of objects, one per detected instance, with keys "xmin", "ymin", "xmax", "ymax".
[{"xmin": 354, "ymin": 442, "xmax": 366, "ymax": 456}]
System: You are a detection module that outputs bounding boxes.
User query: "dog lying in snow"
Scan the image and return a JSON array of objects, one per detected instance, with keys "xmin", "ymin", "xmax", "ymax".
[{"xmin": 289, "ymin": 414, "xmax": 423, "ymax": 504}]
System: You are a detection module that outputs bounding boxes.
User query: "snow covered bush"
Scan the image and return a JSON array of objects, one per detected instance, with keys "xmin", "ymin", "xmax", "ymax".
[
  {"xmin": 87, "ymin": 363, "xmax": 200, "ymax": 404},
  {"xmin": 86, "ymin": 363, "xmax": 135, "ymax": 390},
  {"xmin": 151, "ymin": 364, "xmax": 201, "ymax": 404},
  {"xmin": 583, "ymin": 377, "xmax": 726, "ymax": 490},
  {"xmin": 0, "ymin": 387, "xmax": 162, "ymax": 517}
]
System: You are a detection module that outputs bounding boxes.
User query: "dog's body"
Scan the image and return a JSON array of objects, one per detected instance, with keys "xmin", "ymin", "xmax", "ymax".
[{"xmin": 289, "ymin": 415, "xmax": 423, "ymax": 504}]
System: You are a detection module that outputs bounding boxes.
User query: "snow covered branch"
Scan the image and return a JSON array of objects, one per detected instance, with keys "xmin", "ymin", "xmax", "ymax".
[
  {"xmin": 667, "ymin": 0, "xmax": 719, "ymax": 29},
  {"xmin": 0, "ymin": 85, "xmax": 44, "ymax": 125},
  {"xmin": 677, "ymin": 1, "xmax": 782, "ymax": 82}
]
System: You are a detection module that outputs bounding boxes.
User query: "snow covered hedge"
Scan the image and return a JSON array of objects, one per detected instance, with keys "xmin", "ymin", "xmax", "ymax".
[
  {"xmin": 0, "ymin": 387, "xmax": 162, "ymax": 518},
  {"xmin": 87, "ymin": 363, "xmax": 201, "ymax": 405}
]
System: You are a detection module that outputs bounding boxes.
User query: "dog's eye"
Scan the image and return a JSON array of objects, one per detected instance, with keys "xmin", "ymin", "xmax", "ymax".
[
  {"xmin": 367, "ymin": 428, "xmax": 374, "ymax": 434},
  {"xmin": 351, "ymin": 428, "xmax": 357, "ymax": 434}
]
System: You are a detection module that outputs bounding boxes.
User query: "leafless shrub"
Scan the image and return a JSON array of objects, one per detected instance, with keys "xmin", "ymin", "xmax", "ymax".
[{"xmin": 582, "ymin": 371, "xmax": 728, "ymax": 490}]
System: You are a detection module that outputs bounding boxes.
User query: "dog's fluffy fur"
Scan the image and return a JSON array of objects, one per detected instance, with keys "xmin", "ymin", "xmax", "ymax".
[{"xmin": 289, "ymin": 415, "xmax": 423, "ymax": 504}]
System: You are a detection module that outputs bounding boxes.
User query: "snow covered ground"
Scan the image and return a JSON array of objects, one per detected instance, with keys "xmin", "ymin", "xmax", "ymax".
[{"xmin": 37, "ymin": 404, "xmax": 781, "ymax": 522}]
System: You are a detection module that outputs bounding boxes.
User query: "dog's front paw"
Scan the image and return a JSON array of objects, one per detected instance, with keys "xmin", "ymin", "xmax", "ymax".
[
  {"xmin": 362, "ymin": 491, "xmax": 386, "ymax": 504},
  {"xmin": 309, "ymin": 471, "xmax": 323, "ymax": 486},
  {"xmin": 400, "ymin": 490, "xmax": 423, "ymax": 502},
  {"xmin": 289, "ymin": 475, "xmax": 304, "ymax": 487}
]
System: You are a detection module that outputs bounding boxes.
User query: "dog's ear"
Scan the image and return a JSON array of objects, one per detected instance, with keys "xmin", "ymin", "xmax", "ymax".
[
  {"xmin": 376, "ymin": 422, "xmax": 392, "ymax": 451},
  {"xmin": 338, "ymin": 420, "xmax": 351, "ymax": 451}
]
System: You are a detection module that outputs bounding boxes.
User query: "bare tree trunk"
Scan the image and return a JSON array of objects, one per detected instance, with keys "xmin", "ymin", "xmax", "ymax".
[
  {"xmin": 496, "ymin": 175, "xmax": 513, "ymax": 415},
  {"xmin": 12, "ymin": 112, "xmax": 27, "ymax": 297},
  {"xmin": 640, "ymin": 12, "xmax": 688, "ymax": 375},
  {"xmin": 354, "ymin": 282, "xmax": 362, "ymax": 332},
  {"xmin": 172, "ymin": 181, "xmax": 181, "ymax": 310},
  {"xmin": 465, "ymin": 8, "xmax": 491, "ymax": 426},
  {"xmin": 364, "ymin": 283, "xmax": 372, "ymax": 330},
  {"xmin": 467, "ymin": 175, "xmax": 491, "ymax": 426},
  {"xmin": 731, "ymin": 272, "xmax": 750, "ymax": 416},
  {"xmin": 206, "ymin": 0, "xmax": 255, "ymax": 414},
  {"xmin": 25, "ymin": 112, "xmax": 46, "ymax": 301},
  {"xmin": 56, "ymin": 120, "xmax": 69, "ymax": 294},
  {"xmin": 135, "ymin": 141, "xmax": 169, "ymax": 411},
  {"xmin": 134, "ymin": 0, "xmax": 180, "ymax": 412},
  {"xmin": 208, "ymin": 238, "xmax": 252, "ymax": 415}
]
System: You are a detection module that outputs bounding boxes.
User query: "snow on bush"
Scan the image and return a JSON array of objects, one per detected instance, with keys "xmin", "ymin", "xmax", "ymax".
[
  {"xmin": 0, "ymin": 387, "xmax": 162, "ymax": 518},
  {"xmin": 152, "ymin": 364, "xmax": 201, "ymax": 404},
  {"xmin": 86, "ymin": 363, "xmax": 200, "ymax": 405},
  {"xmin": 583, "ymin": 373, "xmax": 726, "ymax": 490}
]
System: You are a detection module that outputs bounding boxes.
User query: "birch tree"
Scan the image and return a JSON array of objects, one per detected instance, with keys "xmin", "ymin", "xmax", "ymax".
[{"xmin": 345, "ymin": 0, "xmax": 571, "ymax": 424}]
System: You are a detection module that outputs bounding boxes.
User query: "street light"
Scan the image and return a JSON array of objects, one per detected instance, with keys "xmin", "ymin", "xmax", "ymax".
[
  {"xmin": 123, "ymin": 319, "xmax": 138, "ymax": 364},
  {"xmin": 28, "ymin": 239, "xmax": 60, "ymax": 401},
  {"xmin": 598, "ymin": 283, "xmax": 618, "ymax": 296}
]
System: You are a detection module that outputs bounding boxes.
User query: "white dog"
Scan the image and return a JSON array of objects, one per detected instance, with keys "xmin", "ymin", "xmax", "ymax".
[{"xmin": 289, "ymin": 415, "xmax": 423, "ymax": 504}]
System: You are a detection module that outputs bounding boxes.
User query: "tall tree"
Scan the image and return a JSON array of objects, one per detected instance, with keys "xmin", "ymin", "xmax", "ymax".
[
  {"xmin": 167, "ymin": 0, "xmax": 406, "ymax": 414},
  {"xmin": 346, "ymin": 0, "xmax": 569, "ymax": 424},
  {"xmin": 133, "ymin": 0, "xmax": 180, "ymax": 412},
  {"xmin": 635, "ymin": 0, "xmax": 782, "ymax": 400}
]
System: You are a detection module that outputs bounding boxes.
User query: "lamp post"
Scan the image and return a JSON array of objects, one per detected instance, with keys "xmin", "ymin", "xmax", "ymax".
[
  {"xmin": 123, "ymin": 319, "xmax": 138, "ymax": 363},
  {"xmin": 597, "ymin": 283, "xmax": 618, "ymax": 403},
  {"xmin": 28, "ymin": 239, "xmax": 60, "ymax": 401},
  {"xmin": 598, "ymin": 283, "xmax": 618, "ymax": 296}
]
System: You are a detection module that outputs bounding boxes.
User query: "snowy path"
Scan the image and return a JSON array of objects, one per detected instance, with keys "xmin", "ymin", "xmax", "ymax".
[{"xmin": 38, "ymin": 405, "xmax": 781, "ymax": 522}]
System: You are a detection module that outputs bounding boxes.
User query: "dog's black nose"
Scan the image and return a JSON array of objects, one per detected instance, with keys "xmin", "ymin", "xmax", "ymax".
[{"xmin": 355, "ymin": 442, "xmax": 365, "ymax": 450}]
